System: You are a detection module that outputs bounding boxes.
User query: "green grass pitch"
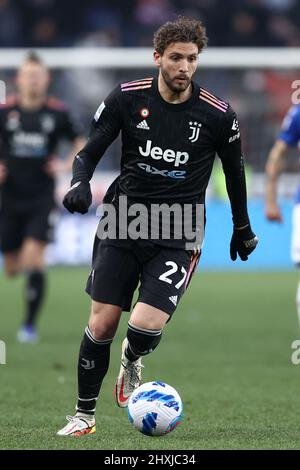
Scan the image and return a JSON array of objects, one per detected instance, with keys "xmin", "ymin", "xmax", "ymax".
[{"xmin": 1, "ymin": 268, "xmax": 300, "ymax": 450}]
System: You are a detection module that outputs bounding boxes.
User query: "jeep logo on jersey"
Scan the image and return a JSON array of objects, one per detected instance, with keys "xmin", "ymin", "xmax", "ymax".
[{"xmin": 139, "ymin": 140, "xmax": 189, "ymax": 167}]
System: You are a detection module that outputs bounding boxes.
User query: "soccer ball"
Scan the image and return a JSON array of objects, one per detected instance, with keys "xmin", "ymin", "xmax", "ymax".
[{"xmin": 127, "ymin": 381, "xmax": 183, "ymax": 436}]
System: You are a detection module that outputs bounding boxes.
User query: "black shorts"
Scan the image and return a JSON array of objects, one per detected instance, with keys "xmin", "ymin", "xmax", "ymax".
[
  {"xmin": 0, "ymin": 201, "xmax": 58, "ymax": 253},
  {"xmin": 86, "ymin": 237, "xmax": 200, "ymax": 317}
]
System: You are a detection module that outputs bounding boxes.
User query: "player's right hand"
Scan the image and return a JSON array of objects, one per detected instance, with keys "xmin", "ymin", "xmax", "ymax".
[
  {"xmin": 44, "ymin": 155, "xmax": 68, "ymax": 177},
  {"xmin": 265, "ymin": 202, "xmax": 282, "ymax": 222},
  {"xmin": 230, "ymin": 225, "xmax": 258, "ymax": 261},
  {"xmin": 0, "ymin": 160, "xmax": 7, "ymax": 184},
  {"xmin": 63, "ymin": 181, "xmax": 92, "ymax": 214}
]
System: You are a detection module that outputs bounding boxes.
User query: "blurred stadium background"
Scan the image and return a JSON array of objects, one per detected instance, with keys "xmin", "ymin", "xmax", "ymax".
[
  {"xmin": 1, "ymin": 0, "xmax": 300, "ymax": 269},
  {"xmin": 1, "ymin": 0, "xmax": 300, "ymax": 450}
]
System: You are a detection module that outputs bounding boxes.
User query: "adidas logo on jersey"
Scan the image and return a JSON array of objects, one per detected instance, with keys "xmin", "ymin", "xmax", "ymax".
[
  {"xmin": 169, "ymin": 296, "xmax": 178, "ymax": 306},
  {"xmin": 136, "ymin": 119, "xmax": 150, "ymax": 130}
]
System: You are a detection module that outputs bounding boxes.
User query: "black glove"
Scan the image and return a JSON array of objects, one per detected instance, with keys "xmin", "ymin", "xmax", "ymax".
[
  {"xmin": 230, "ymin": 225, "xmax": 258, "ymax": 261},
  {"xmin": 63, "ymin": 180, "xmax": 92, "ymax": 214}
]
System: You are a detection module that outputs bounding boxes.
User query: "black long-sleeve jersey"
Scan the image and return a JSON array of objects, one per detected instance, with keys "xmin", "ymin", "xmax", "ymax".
[
  {"xmin": 0, "ymin": 96, "xmax": 82, "ymax": 210},
  {"xmin": 73, "ymin": 76, "xmax": 250, "ymax": 248}
]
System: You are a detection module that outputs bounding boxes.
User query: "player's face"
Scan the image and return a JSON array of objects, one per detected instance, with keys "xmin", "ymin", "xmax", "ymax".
[
  {"xmin": 154, "ymin": 42, "xmax": 199, "ymax": 93},
  {"xmin": 16, "ymin": 62, "xmax": 50, "ymax": 97}
]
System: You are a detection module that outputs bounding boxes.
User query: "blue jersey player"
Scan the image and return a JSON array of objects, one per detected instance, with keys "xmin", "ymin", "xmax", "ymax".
[{"xmin": 265, "ymin": 104, "xmax": 300, "ymax": 323}]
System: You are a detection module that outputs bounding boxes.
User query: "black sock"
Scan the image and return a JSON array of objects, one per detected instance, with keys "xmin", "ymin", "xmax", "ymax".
[
  {"xmin": 76, "ymin": 326, "xmax": 113, "ymax": 415},
  {"xmin": 125, "ymin": 322, "xmax": 162, "ymax": 362},
  {"xmin": 24, "ymin": 271, "xmax": 46, "ymax": 327}
]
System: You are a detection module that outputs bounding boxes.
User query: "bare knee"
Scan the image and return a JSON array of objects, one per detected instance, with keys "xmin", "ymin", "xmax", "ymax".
[
  {"xmin": 130, "ymin": 318, "xmax": 163, "ymax": 331},
  {"xmin": 89, "ymin": 302, "xmax": 122, "ymax": 340},
  {"xmin": 4, "ymin": 266, "xmax": 19, "ymax": 278},
  {"xmin": 20, "ymin": 239, "xmax": 46, "ymax": 271},
  {"xmin": 88, "ymin": 318, "xmax": 117, "ymax": 340},
  {"xmin": 3, "ymin": 254, "xmax": 20, "ymax": 277},
  {"xmin": 130, "ymin": 303, "xmax": 169, "ymax": 331}
]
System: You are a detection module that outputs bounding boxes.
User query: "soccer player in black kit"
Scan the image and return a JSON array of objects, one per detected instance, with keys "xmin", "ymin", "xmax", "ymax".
[
  {"xmin": 0, "ymin": 53, "xmax": 85, "ymax": 343},
  {"xmin": 58, "ymin": 17, "xmax": 258, "ymax": 436}
]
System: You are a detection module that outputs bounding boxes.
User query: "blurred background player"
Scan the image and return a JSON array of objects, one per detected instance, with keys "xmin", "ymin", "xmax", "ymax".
[
  {"xmin": 265, "ymin": 104, "xmax": 300, "ymax": 324},
  {"xmin": 0, "ymin": 52, "xmax": 85, "ymax": 343}
]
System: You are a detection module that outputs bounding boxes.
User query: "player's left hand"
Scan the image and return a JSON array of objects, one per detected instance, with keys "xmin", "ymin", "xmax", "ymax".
[
  {"xmin": 63, "ymin": 180, "xmax": 92, "ymax": 214},
  {"xmin": 230, "ymin": 225, "xmax": 258, "ymax": 261}
]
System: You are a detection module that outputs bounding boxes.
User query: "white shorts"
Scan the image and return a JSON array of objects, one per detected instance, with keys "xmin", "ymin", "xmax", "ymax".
[{"xmin": 291, "ymin": 204, "xmax": 300, "ymax": 265}]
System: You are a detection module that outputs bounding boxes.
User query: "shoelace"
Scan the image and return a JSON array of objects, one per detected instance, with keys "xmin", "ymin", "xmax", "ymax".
[
  {"xmin": 65, "ymin": 415, "xmax": 93, "ymax": 427},
  {"xmin": 122, "ymin": 362, "xmax": 144, "ymax": 389},
  {"xmin": 66, "ymin": 415, "xmax": 76, "ymax": 423}
]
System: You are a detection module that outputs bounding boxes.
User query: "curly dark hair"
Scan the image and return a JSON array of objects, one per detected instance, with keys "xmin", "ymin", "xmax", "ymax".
[{"xmin": 153, "ymin": 16, "xmax": 208, "ymax": 55}]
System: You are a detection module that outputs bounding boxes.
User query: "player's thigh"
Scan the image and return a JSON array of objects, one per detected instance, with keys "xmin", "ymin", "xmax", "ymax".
[
  {"xmin": 24, "ymin": 202, "xmax": 58, "ymax": 248},
  {"xmin": 86, "ymin": 239, "xmax": 140, "ymax": 313},
  {"xmin": 88, "ymin": 301, "xmax": 123, "ymax": 340},
  {"xmin": 0, "ymin": 210, "xmax": 24, "ymax": 259},
  {"xmin": 137, "ymin": 247, "xmax": 200, "ymax": 321}
]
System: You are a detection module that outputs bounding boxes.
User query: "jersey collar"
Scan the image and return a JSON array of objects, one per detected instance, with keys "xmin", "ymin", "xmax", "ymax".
[{"xmin": 152, "ymin": 77, "xmax": 199, "ymax": 111}]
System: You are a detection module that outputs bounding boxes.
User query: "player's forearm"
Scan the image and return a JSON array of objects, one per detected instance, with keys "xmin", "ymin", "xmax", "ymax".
[
  {"xmin": 265, "ymin": 177, "xmax": 279, "ymax": 206},
  {"xmin": 70, "ymin": 128, "xmax": 112, "ymax": 184},
  {"xmin": 265, "ymin": 145, "xmax": 285, "ymax": 205},
  {"xmin": 224, "ymin": 168, "xmax": 250, "ymax": 227},
  {"xmin": 65, "ymin": 136, "xmax": 86, "ymax": 171},
  {"xmin": 220, "ymin": 150, "xmax": 250, "ymax": 227}
]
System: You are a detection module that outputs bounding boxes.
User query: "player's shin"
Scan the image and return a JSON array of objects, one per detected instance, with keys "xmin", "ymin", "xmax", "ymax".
[
  {"xmin": 115, "ymin": 323, "xmax": 162, "ymax": 407},
  {"xmin": 76, "ymin": 326, "xmax": 113, "ymax": 416},
  {"xmin": 17, "ymin": 270, "xmax": 46, "ymax": 342},
  {"xmin": 24, "ymin": 270, "xmax": 46, "ymax": 327},
  {"xmin": 125, "ymin": 322, "xmax": 162, "ymax": 361}
]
